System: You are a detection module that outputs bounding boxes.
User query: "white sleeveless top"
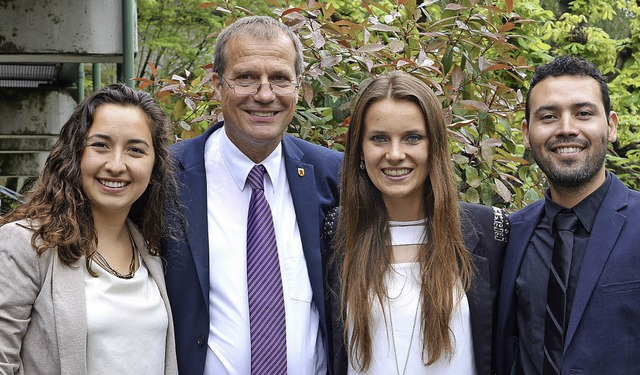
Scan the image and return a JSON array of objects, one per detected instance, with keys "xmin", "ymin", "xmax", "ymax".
[
  {"xmin": 348, "ymin": 220, "xmax": 476, "ymax": 374},
  {"xmin": 84, "ymin": 255, "xmax": 168, "ymax": 374}
]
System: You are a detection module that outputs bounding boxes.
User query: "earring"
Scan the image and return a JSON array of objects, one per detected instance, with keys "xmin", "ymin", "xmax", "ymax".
[{"xmin": 359, "ymin": 160, "xmax": 365, "ymax": 171}]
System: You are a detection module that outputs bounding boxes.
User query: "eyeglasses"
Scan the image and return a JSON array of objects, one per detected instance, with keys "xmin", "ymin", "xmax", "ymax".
[{"xmin": 220, "ymin": 75, "xmax": 299, "ymax": 96}]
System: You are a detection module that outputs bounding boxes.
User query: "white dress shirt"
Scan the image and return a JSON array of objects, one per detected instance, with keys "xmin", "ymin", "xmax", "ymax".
[{"xmin": 203, "ymin": 127, "xmax": 326, "ymax": 375}]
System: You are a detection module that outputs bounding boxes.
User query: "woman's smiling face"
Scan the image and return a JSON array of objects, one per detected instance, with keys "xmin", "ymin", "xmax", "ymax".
[
  {"xmin": 361, "ymin": 98, "xmax": 430, "ymax": 216},
  {"xmin": 80, "ymin": 104, "xmax": 155, "ymax": 220}
]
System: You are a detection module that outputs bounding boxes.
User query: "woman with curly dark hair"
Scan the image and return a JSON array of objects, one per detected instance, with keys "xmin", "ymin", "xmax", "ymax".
[{"xmin": 0, "ymin": 83, "xmax": 179, "ymax": 374}]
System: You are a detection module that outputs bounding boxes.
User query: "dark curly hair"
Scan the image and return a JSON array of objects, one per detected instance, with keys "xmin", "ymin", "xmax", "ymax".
[
  {"xmin": 525, "ymin": 55, "xmax": 611, "ymax": 123},
  {"xmin": 1, "ymin": 83, "xmax": 180, "ymax": 270}
]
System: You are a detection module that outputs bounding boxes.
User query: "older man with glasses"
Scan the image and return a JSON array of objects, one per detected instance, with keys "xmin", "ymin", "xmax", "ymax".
[{"xmin": 163, "ymin": 15, "xmax": 343, "ymax": 375}]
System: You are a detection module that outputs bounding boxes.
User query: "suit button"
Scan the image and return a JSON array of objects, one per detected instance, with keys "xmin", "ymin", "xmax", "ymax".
[{"xmin": 197, "ymin": 335, "xmax": 206, "ymax": 346}]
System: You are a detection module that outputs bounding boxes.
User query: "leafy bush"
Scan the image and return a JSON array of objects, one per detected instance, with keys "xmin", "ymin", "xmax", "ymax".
[{"xmin": 140, "ymin": 0, "xmax": 640, "ymax": 210}]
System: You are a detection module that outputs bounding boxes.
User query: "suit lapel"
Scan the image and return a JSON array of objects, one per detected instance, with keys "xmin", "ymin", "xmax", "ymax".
[
  {"xmin": 281, "ymin": 137, "xmax": 327, "ymax": 335},
  {"xmin": 175, "ymin": 124, "xmax": 221, "ymax": 304},
  {"xmin": 51, "ymin": 256, "xmax": 87, "ymax": 375},
  {"xmin": 565, "ymin": 177, "xmax": 628, "ymax": 350},
  {"xmin": 496, "ymin": 202, "xmax": 543, "ymax": 356},
  {"xmin": 462, "ymin": 222, "xmax": 492, "ymax": 374}
]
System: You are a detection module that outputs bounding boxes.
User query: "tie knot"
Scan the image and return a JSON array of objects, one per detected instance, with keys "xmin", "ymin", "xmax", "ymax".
[
  {"xmin": 248, "ymin": 165, "xmax": 266, "ymax": 191},
  {"xmin": 554, "ymin": 210, "xmax": 580, "ymax": 232}
]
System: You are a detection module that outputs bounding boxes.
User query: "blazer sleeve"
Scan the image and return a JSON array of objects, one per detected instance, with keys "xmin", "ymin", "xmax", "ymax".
[{"xmin": 0, "ymin": 221, "xmax": 45, "ymax": 374}]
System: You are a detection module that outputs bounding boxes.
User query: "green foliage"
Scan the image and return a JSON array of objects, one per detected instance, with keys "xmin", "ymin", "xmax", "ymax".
[
  {"xmin": 137, "ymin": 0, "xmax": 640, "ymax": 209},
  {"xmin": 535, "ymin": 0, "xmax": 640, "ymax": 190},
  {"xmin": 142, "ymin": 0, "xmax": 540, "ymax": 210},
  {"xmin": 568, "ymin": 0, "xmax": 626, "ymax": 22},
  {"xmin": 136, "ymin": 0, "xmax": 284, "ymax": 80},
  {"xmin": 543, "ymin": 13, "xmax": 617, "ymax": 71}
]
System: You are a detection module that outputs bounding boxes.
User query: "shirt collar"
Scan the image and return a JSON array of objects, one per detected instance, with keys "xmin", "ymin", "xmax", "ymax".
[
  {"xmin": 543, "ymin": 172, "xmax": 612, "ymax": 233},
  {"xmin": 219, "ymin": 127, "xmax": 282, "ymax": 194}
]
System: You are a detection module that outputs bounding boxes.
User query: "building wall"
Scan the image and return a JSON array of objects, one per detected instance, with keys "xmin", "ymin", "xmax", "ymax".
[{"xmin": 0, "ymin": 0, "xmax": 127, "ymax": 59}]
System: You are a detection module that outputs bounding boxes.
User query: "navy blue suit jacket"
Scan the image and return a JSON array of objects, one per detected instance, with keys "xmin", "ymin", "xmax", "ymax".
[
  {"xmin": 163, "ymin": 122, "xmax": 342, "ymax": 375},
  {"xmin": 496, "ymin": 174, "xmax": 640, "ymax": 375}
]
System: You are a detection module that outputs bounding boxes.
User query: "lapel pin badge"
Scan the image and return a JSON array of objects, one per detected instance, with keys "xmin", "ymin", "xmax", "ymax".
[{"xmin": 297, "ymin": 167, "xmax": 305, "ymax": 177}]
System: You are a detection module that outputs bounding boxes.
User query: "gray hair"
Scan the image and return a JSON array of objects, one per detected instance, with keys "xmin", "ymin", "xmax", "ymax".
[{"xmin": 213, "ymin": 16, "xmax": 304, "ymax": 78}]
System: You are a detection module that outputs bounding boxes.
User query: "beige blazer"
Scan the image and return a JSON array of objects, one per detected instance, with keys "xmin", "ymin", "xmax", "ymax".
[{"xmin": 0, "ymin": 220, "xmax": 178, "ymax": 375}]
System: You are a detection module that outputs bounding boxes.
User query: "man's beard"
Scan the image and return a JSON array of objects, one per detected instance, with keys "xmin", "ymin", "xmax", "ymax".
[{"xmin": 531, "ymin": 136, "xmax": 607, "ymax": 189}]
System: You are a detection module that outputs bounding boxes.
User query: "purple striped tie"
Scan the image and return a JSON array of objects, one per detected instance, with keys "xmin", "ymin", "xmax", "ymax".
[{"xmin": 246, "ymin": 165, "xmax": 287, "ymax": 375}]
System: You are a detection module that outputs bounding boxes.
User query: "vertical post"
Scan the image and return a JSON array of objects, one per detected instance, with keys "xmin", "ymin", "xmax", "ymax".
[
  {"xmin": 93, "ymin": 63, "xmax": 102, "ymax": 91},
  {"xmin": 77, "ymin": 63, "xmax": 85, "ymax": 102},
  {"xmin": 122, "ymin": 0, "xmax": 135, "ymax": 87}
]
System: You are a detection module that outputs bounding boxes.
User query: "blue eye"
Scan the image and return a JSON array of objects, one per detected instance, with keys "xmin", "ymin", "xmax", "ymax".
[
  {"xmin": 371, "ymin": 135, "xmax": 387, "ymax": 143},
  {"xmin": 406, "ymin": 134, "xmax": 423, "ymax": 143}
]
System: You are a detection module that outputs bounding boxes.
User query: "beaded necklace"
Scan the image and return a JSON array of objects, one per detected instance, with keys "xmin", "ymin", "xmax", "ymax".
[{"xmin": 91, "ymin": 228, "xmax": 139, "ymax": 279}]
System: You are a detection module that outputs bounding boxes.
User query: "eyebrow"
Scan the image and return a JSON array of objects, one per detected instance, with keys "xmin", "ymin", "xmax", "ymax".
[
  {"xmin": 533, "ymin": 101, "xmax": 599, "ymax": 116},
  {"xmin": 231, "ymin": 68, "xmax": 294, "ymax": 79},
  {"xmin": 573, "ymin": 101, "xmax": 599, "ymax": 110},
  {"xmin": 87, "ymin": 133, "xmax": 151, "ymax": 147}
]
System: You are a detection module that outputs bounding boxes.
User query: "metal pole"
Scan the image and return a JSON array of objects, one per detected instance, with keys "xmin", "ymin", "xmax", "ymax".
[
  {"xmin": 93, "ymin": 63, "xmax": 102, "ymax": 91},
  {"xmin": 122, "ymin": 0, "xmax": 135, "ymax": 87},
  {"xmin": 77, "ymin": 63, "xmax": 85, "ymax": 102}
]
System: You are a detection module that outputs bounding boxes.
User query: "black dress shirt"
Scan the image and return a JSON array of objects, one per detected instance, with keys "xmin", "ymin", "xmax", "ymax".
[{"xmin": 515, "ymin": 173, "xmax": 612, "ymax": 374}]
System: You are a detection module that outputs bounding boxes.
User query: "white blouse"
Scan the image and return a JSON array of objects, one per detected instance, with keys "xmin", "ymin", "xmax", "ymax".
[
  {"xmin": 84, "ymin": 255, "xmax": 168, "ymax": 374},
  {"xmin": 348, "ymin": 219, "xmax": 476, "ymax": 374}
]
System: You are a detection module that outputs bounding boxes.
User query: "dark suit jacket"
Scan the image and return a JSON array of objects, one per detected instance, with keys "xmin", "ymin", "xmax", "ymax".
[
  {"xmin": 324, "ymin": 202, "xmax": 509, "ymax": 375},
  {"xmin": 496, "ymin": 174, "xmax": 640, "ymax": 375},
  {"xmin": 163, "ymin": 122, "xmax": 342, "ymax": 375}
]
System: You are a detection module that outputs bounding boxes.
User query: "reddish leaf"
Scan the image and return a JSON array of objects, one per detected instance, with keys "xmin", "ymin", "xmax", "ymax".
[
  {"xmin": 147, "ymin": 61, "xmax": 157, "ymax": 77},
  {"xmin": 486, "ymin": 63, "xmax": 511, "ymax": 71},
  {"xmin": 197, "ymin": 2, "xmax": 217, "ymax": 9},
  {"xmin": 138, "ymin": 79, "xmax": 153, "ymax": 89},
  {"xmin": 505, "ymin": 0, "xmax": 513, "ymax": 13},
  {"xmin": 500, "ymin": 22, "xmax": 515, "ymax": 33},
  {"xmin": 282, "ymin": 7, "xmax": 303, "ymax": 17}
]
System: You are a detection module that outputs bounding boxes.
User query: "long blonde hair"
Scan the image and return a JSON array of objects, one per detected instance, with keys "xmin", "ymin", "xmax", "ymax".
[{"xmin": 335, "ymin": 71, "xmax": 473, "ymax": 370}]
